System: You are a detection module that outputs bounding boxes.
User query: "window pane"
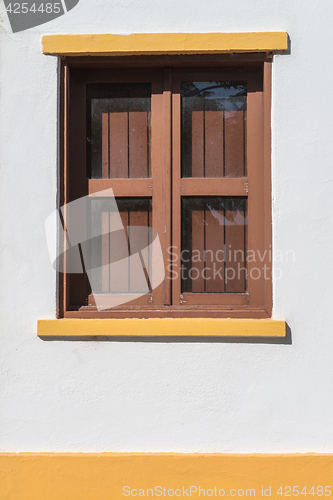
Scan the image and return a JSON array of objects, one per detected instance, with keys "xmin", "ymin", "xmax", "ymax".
[
  {"xmin": 181, "ymin": 197, "xmax": 247, "ymax": 293},
  {"xmin": 181, "ymin": 82, "xmax": 247, "ymax": 178},
  {"xmin": 87, "ymin": 83, "xmax": 151, "ymax": 179},
  {"xmin": 85, "ymin": 197, "xmax": 152, "ymax": 295}
]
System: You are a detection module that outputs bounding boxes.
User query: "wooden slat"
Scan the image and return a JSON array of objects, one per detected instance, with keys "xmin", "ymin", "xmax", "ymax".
[
  {"xmin": 180, "ymin": 177, "xmax": 248, "ymax": 196},
  {"xmin": 129, "ymin": 111, "xmax": 148, "ymax": 178},
  {"xmin": 205, "ymin": 110, "xmax": 224, "ymax": 177},
  {"xmin": 205, "ymin": 207, "xmax": 225, "ymax": 292},
  {"xmin": 191, "ymin": 210, "xmax": 205, "ymax": 293},
  {"xmin": 110, "ymin": 112, "xmax": 128, "ymax": 178},
  {"xmin": 192, "ymin": 109, "xmax": 204, "ymax": 177},
  {"xmin": 224, "ymin": 110, "xmax": 245, "ymax": 177},
  {"xmin": 89, "ymin": 178, "xmax": 152, "ymax": 196},
  {"xmin": 89, "ymin": 92, "xmax": 108, "ymax": 179},
  {"xmin": 128, "ymin": 209, "xmax": 150, "ymax": 293},
  {"xmin": 110, "ymin": 211, "xmax": 129, "ymax": 293},
  {"xmin": 225, "ymin": 207, "xmax": 246, "ymax": 293}
]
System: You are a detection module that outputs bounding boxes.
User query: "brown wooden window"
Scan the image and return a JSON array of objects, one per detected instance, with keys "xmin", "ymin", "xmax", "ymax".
[{"xmin": 60, "ymin": 57, "xmax": 272, "ymax": 318}]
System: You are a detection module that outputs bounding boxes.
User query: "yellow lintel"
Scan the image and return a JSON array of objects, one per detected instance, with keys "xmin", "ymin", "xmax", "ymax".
[
  {"xmin": 37, "ymin": 319, "xmax": 286, "ymax": 338},
  {"xmin": 42, "ymin": 32, "xmax": 288, "ymax": 56}
]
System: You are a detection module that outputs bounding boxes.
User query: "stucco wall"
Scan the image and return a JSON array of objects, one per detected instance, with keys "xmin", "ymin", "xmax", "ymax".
[{"xmin": 0, "ymin": 0, "xmax": 333, "ymax": 453}]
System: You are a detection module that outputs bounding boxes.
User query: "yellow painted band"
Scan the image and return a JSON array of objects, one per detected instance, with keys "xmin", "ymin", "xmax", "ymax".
[
  {"xmin": 37, "ymin": 319, "xmax": 286, "ymax": 337},
  {"xmin": 42, "ymin": 32, "xmax": 288, "ymax": 56},
  {"xmin": 0, "ymin": 453, "xmax": 332, "ymax": 499}
]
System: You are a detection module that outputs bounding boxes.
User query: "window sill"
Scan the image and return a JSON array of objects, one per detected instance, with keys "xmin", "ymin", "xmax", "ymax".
[{"xmin": 37, "ymin": 318, "xmax": 286, "ymax": 339}]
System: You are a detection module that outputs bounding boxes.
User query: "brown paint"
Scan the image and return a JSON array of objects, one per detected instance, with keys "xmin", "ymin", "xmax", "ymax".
[{"xmin": 61, "ymin": 61, "xmax": 272, "ymax": 318}]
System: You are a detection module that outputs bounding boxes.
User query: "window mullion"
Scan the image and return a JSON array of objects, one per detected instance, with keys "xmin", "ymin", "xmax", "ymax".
[
  {"xmin": 151, "ymin": 70, "xmax": 171, "ymax": 306},
  {"xmin": 171, "ymin": 73, "xmax": 182, "ymax": 306}
]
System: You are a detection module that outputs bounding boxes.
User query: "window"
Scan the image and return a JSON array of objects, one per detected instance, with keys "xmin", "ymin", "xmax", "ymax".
[{"xmin": 60, "ymin": 56, "xmax": 272, "ymax": 319}]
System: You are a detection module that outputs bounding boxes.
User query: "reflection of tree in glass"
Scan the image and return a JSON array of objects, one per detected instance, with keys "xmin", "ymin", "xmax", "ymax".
[
  {"xmin": 181, "ymin": 81, "xmax": 247, "ymax": 111},
  {"xmin": 183, "ymin": 198, "xmax": 246, "ymax": 227},
  {"xmin": 207, "ymin": 199, "xmax": 247, "ymax": 226}
]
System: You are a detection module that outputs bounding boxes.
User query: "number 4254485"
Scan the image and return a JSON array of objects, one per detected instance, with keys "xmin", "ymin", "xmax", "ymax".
[
  {"xmin": 277, "ymin": 487, "xmax": 331, "ymax": 496},
  {"xmin": 6, "ymin": 3, "xmax": 61, "ymax": 14}
]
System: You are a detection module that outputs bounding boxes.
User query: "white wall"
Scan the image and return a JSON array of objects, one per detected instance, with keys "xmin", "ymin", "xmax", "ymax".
[{"xmin": 1, "ymin": 0, "xmax": 333, "ymax": 453}]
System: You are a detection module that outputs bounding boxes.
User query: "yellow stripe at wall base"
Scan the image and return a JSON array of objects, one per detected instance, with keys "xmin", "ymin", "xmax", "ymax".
[{"xmin": 0, "ymin": 453, "xmax": 332, "ymax": 500}]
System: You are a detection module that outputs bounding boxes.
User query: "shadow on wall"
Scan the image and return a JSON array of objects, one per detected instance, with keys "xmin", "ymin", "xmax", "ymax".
[{"xmin": 4, "ymin": 0, "xmax": 80, "ymax": 33}]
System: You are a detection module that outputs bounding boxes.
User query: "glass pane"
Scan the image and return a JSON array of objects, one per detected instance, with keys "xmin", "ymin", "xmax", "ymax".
[
  {"xmin": 87, "ymin": 83, "xmax": 151, "ymax": 179},
  {"xmin": 181, "ymin": 81, "xmax": 247, "ymax": 178},
  {"xmin": 181, "ymin": 197, "xmax": 247, "ymax": 293},
  {"xmin": 84, "ymin": 198, "xmax": 152, "ymax": 295}
]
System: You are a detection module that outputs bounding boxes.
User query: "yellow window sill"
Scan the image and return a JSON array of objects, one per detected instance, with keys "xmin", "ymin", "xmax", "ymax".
[
  {"xmin": 42, "ymin": 32, "xmax": 288, "ymax": 56},
  {"xmin": 37, "ymin": 319, "xmax": 286, "ymax": 338}
]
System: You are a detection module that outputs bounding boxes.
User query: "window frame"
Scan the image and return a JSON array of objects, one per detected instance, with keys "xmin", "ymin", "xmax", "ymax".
[{"xmin": 59, "ymin": 54, "xmax": 272, "ymax": 319}]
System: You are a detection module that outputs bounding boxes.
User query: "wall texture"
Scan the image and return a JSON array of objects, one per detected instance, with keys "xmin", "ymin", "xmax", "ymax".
[{"xmin": 0, "ymin": 0, "xmax": 333, "ymax": 453}]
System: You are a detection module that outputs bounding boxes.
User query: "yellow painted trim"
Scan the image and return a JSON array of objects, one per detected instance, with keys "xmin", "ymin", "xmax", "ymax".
[
  {"xmin": 0, "ymin": 453, "xmax": 332, "ymax": 499},
  {"xmin": 37, "ymin": 319, "xmax": 286, "ymax": 337},
  {"xmin": 42, "ymin": 32, "xmax": 288, "ymax": 56}
]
